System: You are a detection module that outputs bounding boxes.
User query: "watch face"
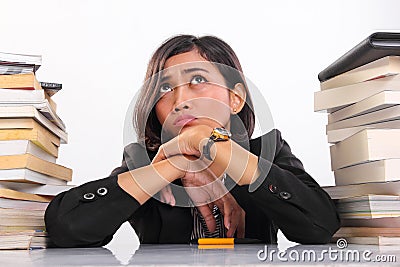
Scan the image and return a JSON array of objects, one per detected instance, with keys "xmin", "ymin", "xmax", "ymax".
[
  {"xmin": 214, "ymin": 127, "xmax": 231, "ymax": 136},
  {"xmin": 212, "ymin": 127, "xmax": 232, "ymax": 141}
]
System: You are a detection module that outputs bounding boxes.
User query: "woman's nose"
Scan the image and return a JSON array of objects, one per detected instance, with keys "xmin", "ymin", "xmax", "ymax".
[{"xmin": 172, "ymin": 84, "xmax": 192, "ymax": 112}]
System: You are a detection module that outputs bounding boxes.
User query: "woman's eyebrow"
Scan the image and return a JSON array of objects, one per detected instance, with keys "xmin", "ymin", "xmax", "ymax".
[
  {"xmin": 159, "ymin": 67, "xmax": 210, "ymax": 83},
  {"xmin": 183, "ymin": 67, "xmax": 210, "ymax": 74},
  {"xmin": 159, "ymin": 75, "xmax": 171, "ymax": 83}
]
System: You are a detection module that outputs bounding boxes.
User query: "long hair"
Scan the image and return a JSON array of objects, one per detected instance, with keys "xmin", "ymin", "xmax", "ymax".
[{"xmin": 133, "ymin": 35, "xmax": 255, "ymax": 151}]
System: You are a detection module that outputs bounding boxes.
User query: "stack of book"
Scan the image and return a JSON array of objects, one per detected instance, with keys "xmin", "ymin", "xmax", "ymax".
[
  {"xmin": 315, "ymin": 32, "xmax": 400, "ymax": 245},
  {"xmin": 0, "ymin": 51, "xmax": 73, "ymax": 249}
]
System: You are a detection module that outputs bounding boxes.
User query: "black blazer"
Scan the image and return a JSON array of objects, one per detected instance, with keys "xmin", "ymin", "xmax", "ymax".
[{"xmin": 45, "ymin": 129, "xmax": 340, "ymax": 247}]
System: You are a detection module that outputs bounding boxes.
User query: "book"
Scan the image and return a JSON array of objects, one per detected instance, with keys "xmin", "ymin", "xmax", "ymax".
[
  {"xmin": 335, "ymin": 227, "xmax": 400, "ymax": 237},
  {"xmin": 0, "ymin": 62, "xmax": 37, "ymax": 75},
  {"xmin": 0, "ymin": 128, "xmax": 59, "ymax": 158},
  {"xmin": 0, "ymin": 51, "xmax": 41, "ymax": 67},
  {"xmin": 0, "ymin": 169, "xmax": 68, "ymax": 185},
  {"xmin": 324, "ymin": 181, "xmax": 400, "ymax": 199},
  {"xmin": 0, "ymin": 117, "xmax": 68, "ymax": 146},
  {"xmin": 0, "ymin": 73, "xmax": 42, "ymax": 90},
  {"xmin": 327, "ymin": 119, "xmax": 400, "ymax": 143},
  {"xmin": 40, "ymin": 82, "xmax": 62, "ymax": 97},
  {"xmin": 44, "ymin": 92, "xmax": 57, "ymax": 112},
  {"xmin": 0, "ymin": 225, "xmax": 46, "ymax": 232},
  {"xmin": 326, "ymin": 104, "xmax": 400, "ymax": 132},
  {"xmin": 0, "ymin": 154, "xmax": 72, "ymax": 182},
  {"xmin": 0, "ymin": 197, "xmax": 48, "ymax": 210},
  {"xmin": 334, "ymin": 159, "xmax": 400, "ymax": 185},
  {"xmin": 332, "ymin": 236, "xmax": 400, "ymax": 246},
  {"xmin": 0, "ymin": 106, "xmax": 68, "ymax": 144},
  {"xmin": 0, "ymin": 188, "xmax": 52, "ymax": 203},
  {"xmin": 0, "ymin": 181, "xmax": 72, "ymax": 196},
  {"xmin": 0, "ymin": 89, "xmax": 65, "ymax": 131},
  {"xmin": 0, "ymin": 231, "xmax": 51, "ymax": 250},
  {"xmin": 0, "ymin": 140, "xmax": 56, "ymax": 163},
  {"xmin": 318, "ymin": 32, "xmax": 400, "ymax": 82},
  {"xmin": 320, "ymin": 56, "xmax": 400, "ymax": 90},
  {"xmin": 314, "ymin": 75, "xmax": 400, "ymax": 112},
  {"xmin": 0, "ymin": 206, "xmax": 45, "ymax": 227},
  {"xmin": 336, "ymin": 195, "xmax": 400, "ymax": 219},
  {"xmin": 330, "ymin": 129, "xmax": 400, "ymax": 170},
  {"xmin": 328, "ymin": 91, "xmax": 400, "ymax": 124},
  {"xmin": 0, "ymin": 74, "xmax": 61, "ymax": 98},
  {"xmin": 341, "ymin": 217, "xmax": 400, "ymax": 228}
]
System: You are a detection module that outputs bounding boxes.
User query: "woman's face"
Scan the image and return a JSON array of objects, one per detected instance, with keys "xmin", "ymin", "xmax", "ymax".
[{"xmin": 155, "ymin": 50, "xmax": 234, "ymax": 137}]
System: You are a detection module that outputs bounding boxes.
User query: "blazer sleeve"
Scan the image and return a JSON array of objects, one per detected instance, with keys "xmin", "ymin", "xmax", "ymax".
[
  {"xmin": 248, "ymin": 129, "xmax": 340, "ymax": 244},
  {"xmin": 45, "ymin": 143, "xmax": 150, "ymax": 248}
]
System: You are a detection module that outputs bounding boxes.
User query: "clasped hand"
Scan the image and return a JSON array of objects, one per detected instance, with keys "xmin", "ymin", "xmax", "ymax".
[{"xmin": 151, "ymin": 125, "xmax": 245, "ymax": 238}]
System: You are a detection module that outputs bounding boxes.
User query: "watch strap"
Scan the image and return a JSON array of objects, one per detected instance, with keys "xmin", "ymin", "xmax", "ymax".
[{"xmin": 202, "ymin": 138, "xmax": 214, "ymax": 161}]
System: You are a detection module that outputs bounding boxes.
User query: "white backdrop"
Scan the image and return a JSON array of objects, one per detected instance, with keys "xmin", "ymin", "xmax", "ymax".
[{"xmin": 2, "ymin": 0, "xmax": 400, "ymax": 250}]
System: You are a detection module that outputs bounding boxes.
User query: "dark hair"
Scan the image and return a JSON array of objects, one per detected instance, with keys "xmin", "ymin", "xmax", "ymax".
[{"xmin": 133, "ymin": 35, "xmax": 255, "ymax": 151}]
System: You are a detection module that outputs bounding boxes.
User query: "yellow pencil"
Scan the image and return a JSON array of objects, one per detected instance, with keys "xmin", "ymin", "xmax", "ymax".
[{"xmin": 197, "ymin": 238, "xmax": 235, "ymax": 245}]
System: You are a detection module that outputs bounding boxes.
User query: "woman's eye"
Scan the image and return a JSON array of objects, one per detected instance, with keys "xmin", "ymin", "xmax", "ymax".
[
  {"xmin": 159, "ymin": 83, "xmax": 172, "ymax": 93},
  {"xmin": 190, "ymin": 75, "xmax": 207, "ymax": 85}
]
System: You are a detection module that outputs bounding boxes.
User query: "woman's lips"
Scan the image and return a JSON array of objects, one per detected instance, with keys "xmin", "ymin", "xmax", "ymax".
[{"xmin": 173, "ymin": 114, "xmax": 196, "ymax": 126}]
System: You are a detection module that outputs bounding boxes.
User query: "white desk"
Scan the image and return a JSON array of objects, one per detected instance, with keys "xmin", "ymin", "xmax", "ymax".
[{"xmin": 1, "ymin": 244, "xmax": 400, "ymax": 266}]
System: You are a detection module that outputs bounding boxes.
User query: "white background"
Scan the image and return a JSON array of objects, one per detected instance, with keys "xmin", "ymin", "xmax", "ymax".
[{"xmin": 2, "ymin": 0, "xmax": 400, "ymax": 250}]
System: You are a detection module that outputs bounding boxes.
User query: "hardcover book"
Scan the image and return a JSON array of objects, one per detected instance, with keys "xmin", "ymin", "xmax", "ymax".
[{"xmin": 318, "ymin": 32, "xmax": 400, "ymax": 82}]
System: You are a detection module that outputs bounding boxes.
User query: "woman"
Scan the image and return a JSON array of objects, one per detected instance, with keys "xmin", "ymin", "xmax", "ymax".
[{"xmin": 45, "ymin": 35, "xmax": 340, "ymax": 247}]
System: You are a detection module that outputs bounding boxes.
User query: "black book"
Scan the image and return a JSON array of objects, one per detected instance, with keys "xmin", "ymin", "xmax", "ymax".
[
  {"xmin": 318, "ymin": 32, "xmax": 400, "ymax": 82},
  {"xmin": 0, "ymin": 62, "xmax": 39, "ymax": 75},
  {"xmin": 40, "ymin": 82, "xmax": 62, "ymax": 97}
]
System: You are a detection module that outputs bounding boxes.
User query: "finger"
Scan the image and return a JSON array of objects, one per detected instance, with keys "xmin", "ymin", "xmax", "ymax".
[
  {"xmin": 220, "ymin": 194, "xmax": 241, "ymax": 238},
  {"xmin": 225, "ymin": 204, "xmax": 238, "ymax": 238},
  {"xmin": 167, "ymin": 185, "xmax": 176, "ymax": 206},
  {"xmin": 197, "ymin": 205, "xmax": 216, "ymax": 233},
  {"xmin": 237, "ymin": 211, "xmax": 246, "ymax": 238},
  {"xmin": 157, "ymin": 138, "xmax": 182, "ymax": 160},
  {"xmin": 152, "ymin": 145, "xmax": 167, "ymax": 164},
  {"xmin": 213, "ymin": 198, "xmax": 229, "ymax": 230},
  {"xmin": 160, "ymin": 187, "xmax": 169, "ymax": 204}
]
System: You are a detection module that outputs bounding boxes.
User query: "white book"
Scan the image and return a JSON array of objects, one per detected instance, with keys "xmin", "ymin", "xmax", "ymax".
[
  {"xmin": 0, "ymin": 51, "xmax": 41, "ymax": 66},
  {"xmin": 330, "ymin": 129, "xmax": 400, "ymax": 170},
  {"xmin": 324, "ymin": 181, "xmax": 400, "ymax": 200},
  {"xmin": 0, "ymin": 198, "xmax": 48, "ymax": 210},
  {"xmin": 0, "ymin": 231, "xmax": 51, "ymax": 250},
  {"xmin": 0, "ymin": 168, "xmax": 67, "ymax": 185},
  {"xmin": 0, "ymin": 88, "xmax": 46, "ymax": 102},
  {"xmin": 314, "ymin": 74, "xmax": 400, "ymax": 112},
  {"xmin": 0, "ymin": 89, "xmax": 66, "ymax": 131},
  {"xmin": 342, "ymin": 217, "xmax": 400, "ymax": 228},
  {"xmin": 0, "ymin": 105, "xmax": 67, "ymax": 144},
  {"xmin": 333, "ymin": 236, "xmax": 400, "ymax": 246},
  {"xmin": 0, "ymin": 181, "xmax": 73, "ymax": 196},
  {"xmin": 336, "ymin": 195, "xmax": 400, "ymax": 219},
  {"xmin": 334, "ymin": 159, "xmax": 400, "ymax": 186},
  {"xmin": 326, "ymin": 104, "xmax": 400, "ymax": 132},
  {"xmin": 0, "ymin": 140, "xmax": 56, "ymax": 162},
  {"xmin": 328, "ymin": 91, "xmax": 400, "ymax": 124},
  {"xmin": 0, "ymin": 207, "xmax": 45, "ymax": 217},
  {"xmin": 335, "ymin": 227, "xmax": 400, "ymax": 237},
  {"xmin": 320, "ymin": 56, "xmax": 400, "ymax": 90},
  {"xmin": 0, "ymin": 216, "xmax": 44, "ymax": 227},
  {"xmin": 327, "ymin": 119, "xmax": 400, "ymax": 143}
]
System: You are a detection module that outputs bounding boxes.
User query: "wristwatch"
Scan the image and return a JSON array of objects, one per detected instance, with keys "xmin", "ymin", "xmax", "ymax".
[{"xmin": 202, "ymin": 127, "xmax": 231, "ymax": 160}]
